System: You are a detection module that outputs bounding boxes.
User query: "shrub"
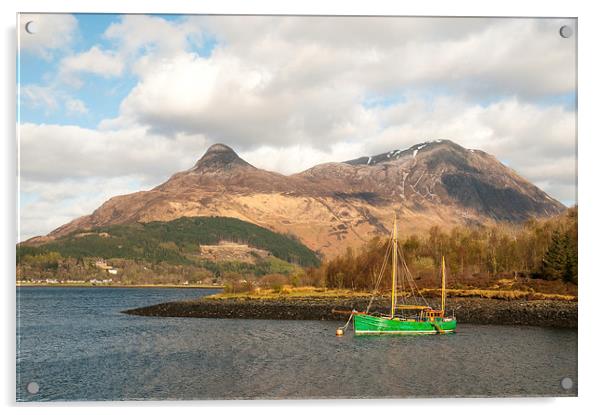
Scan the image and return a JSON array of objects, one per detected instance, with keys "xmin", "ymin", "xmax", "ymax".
[
  {"xmin": 224, "ymin": 279, "xmax": 254, "ymax": 294},
  {"xmin": 259, "ymin": 273, "xmax": 288, "ymax": 290}
]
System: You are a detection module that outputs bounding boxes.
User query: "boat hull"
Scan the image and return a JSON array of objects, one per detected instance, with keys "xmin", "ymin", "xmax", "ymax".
[{"xmin": 353, "ymin": 313, "xmax": 456, "ymax": 335}]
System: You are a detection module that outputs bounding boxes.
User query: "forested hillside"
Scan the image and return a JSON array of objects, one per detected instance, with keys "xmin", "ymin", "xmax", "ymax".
[
  {"xmin": 17, "ymin": 217, "xmax": 321, "ymax": 284},
  {"xmin": 18, "ymin": 216, "xmax": 320, "ymax": 267},
  {"xmin": 320, "ymin": 207, "xmax": 578, "ymax": 293}
]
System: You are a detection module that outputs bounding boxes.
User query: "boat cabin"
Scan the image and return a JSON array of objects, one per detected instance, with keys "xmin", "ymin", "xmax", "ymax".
[{"xmin": 419, "ymin": 308, "xmax": 445, "ymax": 321}]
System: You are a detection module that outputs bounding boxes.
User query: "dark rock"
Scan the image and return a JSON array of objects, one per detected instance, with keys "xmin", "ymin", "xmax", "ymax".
[{"xmin": 122, "ymin": 297, "xmax": 577, "ymax": 329}]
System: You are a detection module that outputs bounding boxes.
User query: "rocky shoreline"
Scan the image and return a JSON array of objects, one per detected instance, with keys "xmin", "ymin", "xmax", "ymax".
[{"xmin": 123, "ymin": 296, "xmax": 577, "ymax": 328}]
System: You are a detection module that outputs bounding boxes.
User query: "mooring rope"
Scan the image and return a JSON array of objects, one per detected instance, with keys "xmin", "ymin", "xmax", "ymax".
[{"xmin": 338, "ymin": 309, "xmax": 355, "ymax": 332}]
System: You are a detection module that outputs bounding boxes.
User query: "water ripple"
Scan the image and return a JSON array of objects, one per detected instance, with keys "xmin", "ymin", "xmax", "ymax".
[{"xmin": 16, "ymin": 287, "xmax": 577, "ymax": 400}]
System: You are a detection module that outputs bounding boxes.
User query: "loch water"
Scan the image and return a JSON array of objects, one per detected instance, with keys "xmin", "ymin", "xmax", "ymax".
[{"xmin": 16, "ymin": 287, "xmax": 577, "ymax": 401}]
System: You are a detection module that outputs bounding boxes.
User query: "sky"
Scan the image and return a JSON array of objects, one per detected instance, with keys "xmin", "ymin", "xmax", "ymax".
[{"xmin": 17, "ymin": 14, "xmax": 577, "ymax": 241}]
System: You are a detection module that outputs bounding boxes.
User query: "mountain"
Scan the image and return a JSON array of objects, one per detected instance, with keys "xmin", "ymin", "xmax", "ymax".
[
  {"xmin": 302, "ymin": 140, "xmax": 563, "ymax": 221},
  {"xmin": 34, "ymin": 141, "xmax": 565, "ymax": 258}
]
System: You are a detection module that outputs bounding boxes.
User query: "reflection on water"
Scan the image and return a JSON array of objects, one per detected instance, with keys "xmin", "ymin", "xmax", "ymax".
[{"xmin": 17, "ymin": 287, "xmax": 577, "ymax": 400}]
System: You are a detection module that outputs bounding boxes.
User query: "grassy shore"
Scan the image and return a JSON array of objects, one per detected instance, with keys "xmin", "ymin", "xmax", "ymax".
[
  {"xmin": 208, "ymin": 286, "xmax": 372, "ymax": 300},
  {"xmin": 419, "ymin": 288, "xmax": 576, "ymax": 301},
  {"xmin": 208, "ymin": 286, "xmax": 576, "ymax": 302}
]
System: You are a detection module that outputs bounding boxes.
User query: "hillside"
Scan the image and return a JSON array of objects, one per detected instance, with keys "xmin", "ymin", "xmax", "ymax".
[
  {"xmin": 18, "ymin": 216, "xmax": 320, "ymax": 268},
  {"xmin": 31, "ymin": 140, "xmax": 565, "ymax": 258}
]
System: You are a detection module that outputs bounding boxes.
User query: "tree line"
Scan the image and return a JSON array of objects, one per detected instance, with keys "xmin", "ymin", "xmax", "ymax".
[{"xmin": 319, "ymin": 207, "xmax": 577, "ymax": 291}]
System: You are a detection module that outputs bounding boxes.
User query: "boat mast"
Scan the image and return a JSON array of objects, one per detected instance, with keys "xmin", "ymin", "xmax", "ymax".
[
  {"xmin": 390, "ymin": 217, "xmax": 398, "ymax": 318},
  {"xmin": 441, "ymin": 255, "xmax": 446, "ymax": 314}
]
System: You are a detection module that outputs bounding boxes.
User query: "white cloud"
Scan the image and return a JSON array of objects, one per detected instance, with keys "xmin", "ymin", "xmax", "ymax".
[
  {"xmin": 19, "ymin": 177, "xmax": 144, "ymax": 241},
  {"xmin": 195, "ymin": 16, "xmax": 576, "ymax": 99},
  {"xmin": 104, "ymin": 15, "xmax": 206, "ymax": 68},
  {"xmin": 19, "ymin": 123, "xmax": 208, "ymax": 183},
  {"xmin": 240, "ymin": 142, "xmax": 366, "ymax": 176},
  {"xmin": 65, "ymin": 98, "xmax": 88, "ymax": 115},
  {"xmin": 18, "ymin": 122, "xmax": 209, "ymax": 239},
  {"xmin": 100, "ymin": 17, "xmax": 576, "ymax": 150},
  {"xmin": 19, "ymin": 14, "xmax": 78, "ymax": 59},
  {"xmin": 20, "ymin": 84, "xmax": 59, "ymax": 112},
  {"xmin": 19, "ymin": 84, "xmax": 89, "ymax": 117},
  {"xmin": 60, "ymin": 46, "xmax": 124, "ymax": 82},
  {"xmin": 101, "ymin": 51, "xmax": 375, "ymax": 150}
]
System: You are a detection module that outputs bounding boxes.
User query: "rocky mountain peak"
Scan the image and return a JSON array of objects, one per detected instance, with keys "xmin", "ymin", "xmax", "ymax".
[
  {"xmin": 193, "ymin": 143, "xmax": 254, "ymax": 172},
  {"xmin": 344, "ymin": 139, "xmax": 472, "ymax": 166}
]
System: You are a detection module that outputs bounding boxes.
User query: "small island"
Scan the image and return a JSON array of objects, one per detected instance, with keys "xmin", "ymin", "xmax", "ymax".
[{"xmin": 123, "ymin": 286, "xmax": 577, "ymax": 328}]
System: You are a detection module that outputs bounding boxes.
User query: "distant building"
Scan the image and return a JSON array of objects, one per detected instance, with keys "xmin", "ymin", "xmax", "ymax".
[
  {"xmin": 94, "ymin": 260, "xmax": 112, "ymax": 270},
  {"xmin": 90, "ymin": 278, "xmax": 113, "ymax": 284},
  {"xmin": 95, "ymin": 259, "xmax": 118, "ymax": 275}
]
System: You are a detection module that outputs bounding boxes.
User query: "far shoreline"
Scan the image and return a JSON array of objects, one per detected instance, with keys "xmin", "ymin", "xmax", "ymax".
[{"xmin": 16, "ymin": 283, "xmax": 224, "ymax": 289}]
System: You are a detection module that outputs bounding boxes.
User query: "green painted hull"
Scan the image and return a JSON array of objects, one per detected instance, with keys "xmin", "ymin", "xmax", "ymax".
[{"xmin": 353, "ymin": 313, "xmax": 456, "ymax": 335}]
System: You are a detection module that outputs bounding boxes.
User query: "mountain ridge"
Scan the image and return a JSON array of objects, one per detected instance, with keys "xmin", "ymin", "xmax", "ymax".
[{"xmin": 31, "ymin": 139, "xmax": 565, "ymax": 258}]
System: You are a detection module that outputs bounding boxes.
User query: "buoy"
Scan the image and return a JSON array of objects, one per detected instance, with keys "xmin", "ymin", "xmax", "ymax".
[{"xmin": 336, "ymin": 328, "xmax": 344, "ymax": 336}]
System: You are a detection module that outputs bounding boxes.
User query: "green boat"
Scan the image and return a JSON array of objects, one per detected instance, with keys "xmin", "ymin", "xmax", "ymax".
[{"xmin": 352, "ymin": 218, "xmax": 457, "ymax": 335}]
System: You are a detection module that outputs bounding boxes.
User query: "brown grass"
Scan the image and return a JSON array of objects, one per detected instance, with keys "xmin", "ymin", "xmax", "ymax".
[
  {"xmin": 207, "ymin": 285, "xmax": 372, "ymax": 300},
  {"xmin": 419, "ymin": 288, "xmax": 576, "ymax": 301},
  {"xmin": 209, "ymin": 285, "xmax": 576, "ymax": 302}
]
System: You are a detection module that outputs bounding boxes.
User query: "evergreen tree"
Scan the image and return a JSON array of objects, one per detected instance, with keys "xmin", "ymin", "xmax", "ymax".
[
  {"xmin": 540, "ymin": 230, "xmax": 569, "ymax": 281},
  {"xmin": 564, "ymin": 229, "xmax": 578, "ymax": 284}
]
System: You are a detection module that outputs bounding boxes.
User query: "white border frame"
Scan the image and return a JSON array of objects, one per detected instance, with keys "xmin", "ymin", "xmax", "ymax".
[{"xmin": 3, "ymin": 1, "xmax": 599, "ymax": 414}]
